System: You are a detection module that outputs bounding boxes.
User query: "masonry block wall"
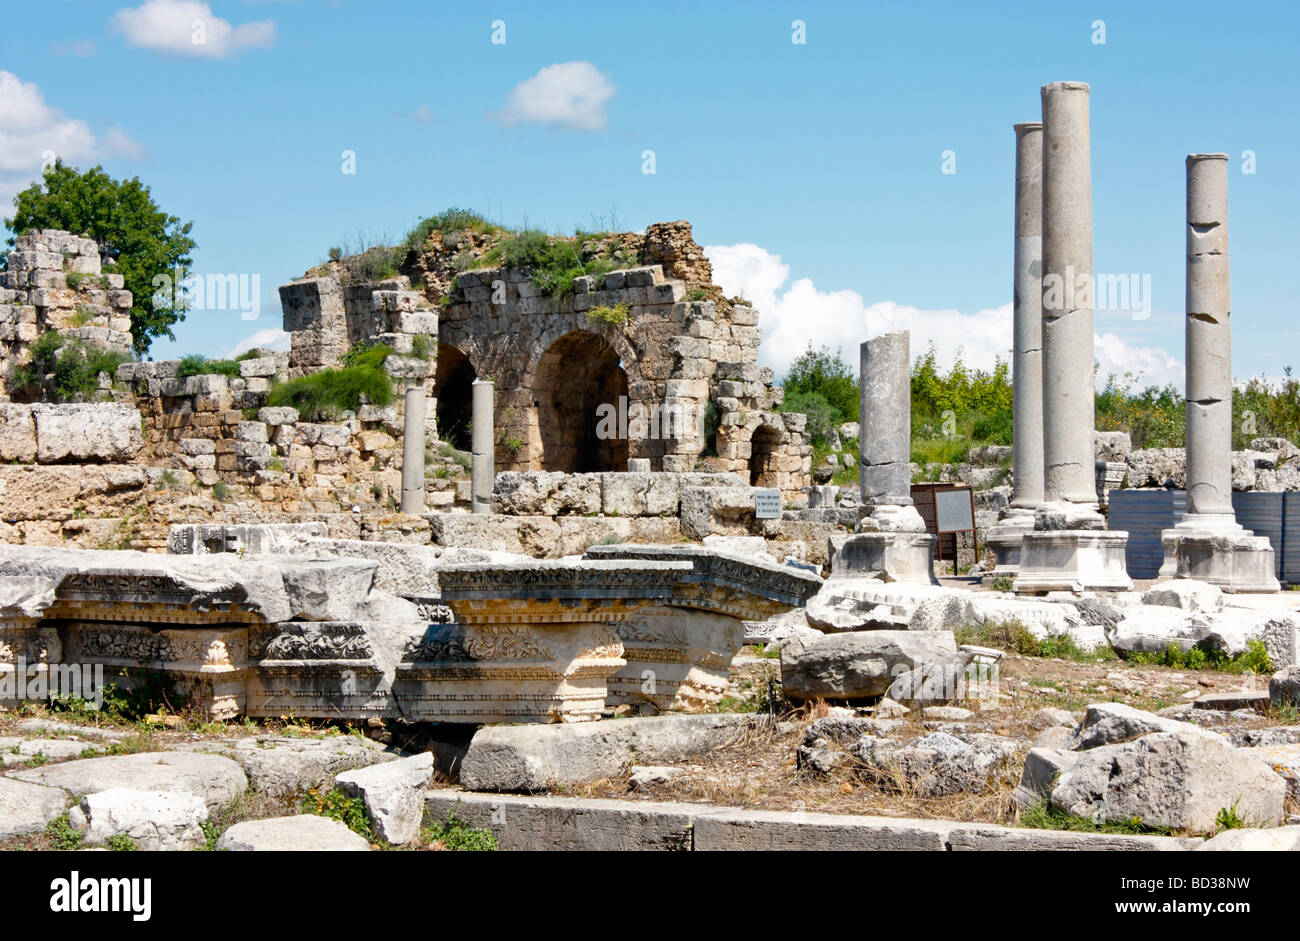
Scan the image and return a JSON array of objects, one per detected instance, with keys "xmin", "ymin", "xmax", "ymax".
[{"xmin": 0, "ymin": 229, "xmax": 134, "ymax": 396}]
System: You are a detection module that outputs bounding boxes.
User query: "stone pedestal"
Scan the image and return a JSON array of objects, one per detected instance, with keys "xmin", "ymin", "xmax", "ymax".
[
  {"xmin": 247, "ymin": 621, "xmax": 397, "ymax": 720},
  {"xmin": 1160, "ymin": 518, "xmax": 1279, "ymax": 593},
  {"xmin": 1013, "ymin": 530, "xmax": 1132, "ymax": 593},
  {"xmin": 985, "ymin": 507, "xmax": 1035, "ymax": 579},
  {"xmin": 830, "ymin": 531, "xmax": 939, "ymax": 586}
]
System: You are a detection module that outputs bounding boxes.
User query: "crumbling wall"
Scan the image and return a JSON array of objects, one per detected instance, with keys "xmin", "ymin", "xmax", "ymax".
[{"xmin": 0, "ymin": 229, "xmax": 134, "ymax": 396}]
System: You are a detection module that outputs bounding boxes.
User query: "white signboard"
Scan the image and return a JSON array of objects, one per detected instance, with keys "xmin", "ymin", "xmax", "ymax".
[
  {"xmin": 754, "ymin": 489, "xmax": 782, "ymax": 519},
  {"xmin": 934, "ymin": 488, "xmax": 974, "ymax": 533}
]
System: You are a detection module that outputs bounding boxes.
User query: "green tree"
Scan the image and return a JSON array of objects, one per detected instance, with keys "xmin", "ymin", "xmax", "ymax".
[
  {"xmin": 4, "ymin": 161, "xmax": 196, "ymax": 354},
  {"xmin": 782, "ymin": 344, "xmax": 860, "ymax": 422}
]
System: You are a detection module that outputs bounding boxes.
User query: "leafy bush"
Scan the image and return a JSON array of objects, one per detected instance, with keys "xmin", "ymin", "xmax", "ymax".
[
  {"xmin": 783, "ymin": 345, "xmax": 859, "ymax": 423},
  {"xmin": 267, "ymin": 363, "xmax": 394, "ymax": 421},
  {"xmin": 302, "ymin": 787, "xmax": 372, "ymax": 842},
  {"xmin": 402, "ymin": 208, "xmax": 494, "ymax": 254},
  {"xmin": 8, "ymin": 330, "xmax": 129, "ymax": 402},
  {"xmin": 781, "ymin": 389, "xmax": 837, "ymax": 447},
  {"xmin": 422, "ymin": 813, "xmax": 498, "ymax": 851},
  {"xmin": 585, "ymin": 303, "xmax": 629, "ymax": 325},
  {"xmin": 177, "ymin": 354, "xmax": 240, "ymax": 379}
]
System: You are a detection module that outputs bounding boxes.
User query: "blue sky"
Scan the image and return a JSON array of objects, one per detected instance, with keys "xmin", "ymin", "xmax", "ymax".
[{"xmin": 2, "ymin": 0, "xmax": 1297, "ymax": 386}]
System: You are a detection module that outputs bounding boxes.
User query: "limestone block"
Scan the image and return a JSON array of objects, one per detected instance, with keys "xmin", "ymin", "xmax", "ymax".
[
  {"xmin": 0, "ymin": 404, "xmax": 36, "ymax": 462},
  {"xmin": 460, "ymin": 715, "xmax": 759, "ymax": 791},
  {"xmin": 239, "ymin": 356, "xmax": 278, "ymax": 378},
  {"xmin": 0, "ymin": 777, "xmax": 68, "ymax": 840},
  {"xmin": 73, "ymin": 788, "xmax": 207, "ymax": 851},
  {"xmin": 9, "ymin": 751, "xmax": 247, "ymax": 812},
  {"xmin": 335, "ymin": 752, "xmax": 433, "ymax": 845},
  {"xmin": 236, "ymin": 421, "xmax": 268, "ymax": 443},
  {"xmin": 1049, "ymin": 730, "xmax": 1285, "ymax": 834},
  {"xmin": 218, "ymin": 815, "xmax": 371, "ymax": 851},
  {"xmin": 30, "ymin": 403, "xmax": 143, "ymax": 463},
  {"xmin": 780, "ymin": 630, "xmax": 960, "ymax": 701}
]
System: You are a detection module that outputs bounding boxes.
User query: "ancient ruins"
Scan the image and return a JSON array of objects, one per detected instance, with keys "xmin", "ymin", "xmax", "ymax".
[{"xmin": 1, "ymin": 79, "xmax": 1299, "ymax": 854}]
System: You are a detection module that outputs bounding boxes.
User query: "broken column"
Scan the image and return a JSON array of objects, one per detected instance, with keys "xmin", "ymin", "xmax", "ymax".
[
  {"xmin": 850, "ymin": 330, "xmax": 937, "ymax": 584},
  {"xmin": 1015, "ymin": 81, "xmax": 1131, "ymax": 593},
  {"xmin": 987, "ymin": 121, "xmax": 1045, "ymax": 579},
  {"xmin": 471, "ymin": 379, "xmax": 494, "ymax": 514},
  {"xmin": 1159, "ymin": 154, "xmax": 1277, "ymax": 591},
  {"xmin": 400, "ymin": 385, "xmax": 426, "ymax": 514}
]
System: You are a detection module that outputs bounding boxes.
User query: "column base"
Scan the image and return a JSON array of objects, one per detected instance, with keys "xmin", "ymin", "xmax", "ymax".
[
  {"xmin": 830, "ymin": 531, "xmax": 939, "ymax": 585},
  {"xmin": 1013, "ymin": 530, "xmax": 1133, "ymax": 593},
  {"xmin": 984, "ymin": 507, "xmax": 1037, "ymax": 579},
  {"xmin": 1160, "ymin": 520, "xmax": 1279, "ymax": 593}
]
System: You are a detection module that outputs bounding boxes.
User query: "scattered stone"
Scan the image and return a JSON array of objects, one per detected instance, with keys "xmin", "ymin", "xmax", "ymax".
[
  {"xmin": 628, "ymin": 766, "xmax": 686, "ymax": 789},
  {"xmin": 922, "ymin": 706, "xmax": 973, "ymax": 722},
  {"xmin": 71, "ymin": 788, "xmax": 207, "ymax": 851},
  {"xmin": 1048, "ymin": 730, "xmax": 1285, "ymax": 834},
  {"xmin": 874, "ymin": 698, "xmax": 910, "ymax": 718},
  {"xmin": 1068, "ymin": 701, "xmax": 1227, "ymax": 751},
  {"xmin": 335, "ymin": 752, "xmax": 433, "ymax": 845},
  {"xmin": 1272, "ymin": 665, "xmax": 1300, "ymax": 707},
  {"xmin": 217, "ymin": 814, "xmax": 371, "ymax": 851},
  {"xmin": 8, "ymin": 751, "xmax": 248, "ymax": 811},
  {"xmin": 0, "ymin": 777, "xmax": 67, "ymax": 840},
  {"xmin": 1193, "ymin": 689, "xmax": 1270, "ymax": 712},
  {"xmin": 14, "ymin": 718, "xmax": 128, "ymax": 741},
  {"xmin": 855, "ymin": 732, "xmax": 1020, "ymax": 797},
  {"xmin": 1142, "ymin": 579, "xmax": 1222, "ymax": 613},
  {"xmin": 460, "ymin": 714, "xmax": 761, "ymax": 792},
  {"xmin": 1248, "ymin": 743, "xmax": 1300, "ymax": 802},
  {"xmin": 780, "ymin": 630, "xmax": 961, "ymax": 701},
  {"xmin": 1196, "ymin": 826, "xmax": 1300, "ymax": 851},
  {"xmin": 1031, "ymin": 707, "xmax": 1077, "ymax": 730},
  {"xmin": 184, "ymin": 735, "xmax": 398, "ymax": 800}
]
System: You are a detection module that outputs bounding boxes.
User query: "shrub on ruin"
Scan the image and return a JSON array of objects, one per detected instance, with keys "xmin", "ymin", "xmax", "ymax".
[
  {"xmin": 177, "ymin": 354, "xmax": 240, "ymax": 379},
  {"xmin": 8, "ymin": 330, "xmax": 129, "ymax": 403},
  {"xmin": 402, "ymin": 208, "xmax": 495, "ymax": 254},
  {"xmin": 267, "ymin": 345, "xmax": 394, "ymax": 421}
]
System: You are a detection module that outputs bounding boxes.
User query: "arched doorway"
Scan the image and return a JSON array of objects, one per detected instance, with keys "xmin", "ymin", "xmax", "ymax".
[
  {"xmin": 534, "ymin": 331, "xmax": 629, "ymax": 472},
  {"xmin": 749, "ymin": 423, "xmax": 784, "ymax": 487},
  {"xmin": 432, "ymin": 343, "xmax": 475, "ymax": 451}
]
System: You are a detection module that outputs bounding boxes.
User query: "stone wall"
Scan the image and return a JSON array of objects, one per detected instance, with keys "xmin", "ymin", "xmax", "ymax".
[
  {"xmin": 278, "ymin": 221, "xmax": 811, "ymax": 499},
  {"xmin": 0, "ymin": 229, "xmax": 134, "ymax": 396}
]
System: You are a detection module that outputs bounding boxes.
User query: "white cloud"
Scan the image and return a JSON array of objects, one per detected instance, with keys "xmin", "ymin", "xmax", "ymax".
[
  {"xmin": 704, "ymin": 241, "xmax": 1184, "ymax": 389},
  {"xmin": 112, "ymin": 0, "xmax": 275, "ymax": 58},
  {"xmin": 225, "ymin": 327, "xmax": 288, "ymax": 358},
  {"xmin": 0, "ymin": 71, "xmax": 147, "ymax": 207},
  {"xmin": 491, "ymin": 61, "xmax": 615, "ymax": 132}
]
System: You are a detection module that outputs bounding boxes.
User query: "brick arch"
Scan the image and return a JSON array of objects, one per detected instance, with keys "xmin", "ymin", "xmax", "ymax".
[
  {"xmin": 520, "ymin": 320, "xmax": 641, "ymax": 389},
  {"xmin": 748, "ymin": 418, "xmax": 788, "ymax": 488},
  {"xmin": 431, "ymin": 342, "xmax": 477, "ymax": 450},
  {"xmin": 530, "ymin": 330, "xmax": 631, "ymax": 472}
]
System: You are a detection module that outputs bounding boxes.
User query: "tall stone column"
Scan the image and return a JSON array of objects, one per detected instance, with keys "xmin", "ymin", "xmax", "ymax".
[
  {"xmin": 1159, "ymin": 154, "xmax": 1277, "ymax": 591},
  {"xmin": 1184, "ymin": 154, "xmax": 1234, "ymax": 520},
  {"xmin": 1039, "ymin": 81, "xmax": 1099, "ymax": 514},
  {"xmin": 400, "ymin": 384, "xmax": 426, "ymax": 514},
  {"xmin": 471, "ymin": 379, "xmax": 494, "ymax": 514},
  {"xmin": 1015, "ymin": 81, "xmax": 1131, "ymax": 593},
  {"xmin": 848, "ymin": 330, "xmax": 936, "ymax": 584},
  {"xmin": 987, "ymin": 122, "xmax": 1044, "ymax": 579}
]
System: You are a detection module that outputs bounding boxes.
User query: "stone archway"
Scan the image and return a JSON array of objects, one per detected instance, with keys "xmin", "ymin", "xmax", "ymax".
[
  {"xmin": 533, "ymin": 331, "xmax": 629, "ymax": 472},
  {"xmin": 749, "ymin": 423, "xmax": 785, "ymax": 487},
  {"xmin": 432, "ymin": 343, "xmax": 476, "ymax": 451}
]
